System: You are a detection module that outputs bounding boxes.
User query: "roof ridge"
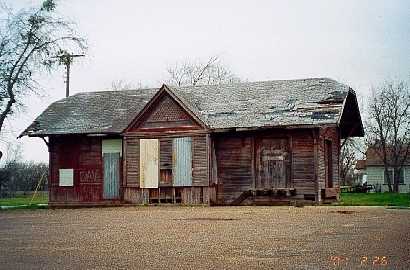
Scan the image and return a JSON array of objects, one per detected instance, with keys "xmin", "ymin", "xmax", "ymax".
[
  {"xmin": 71, "ymin": 87, "xmax": 159, "ymax": 96},
  {"xmin": 170, "ymin": 77, "xmax": 339, "ymax": 90}
]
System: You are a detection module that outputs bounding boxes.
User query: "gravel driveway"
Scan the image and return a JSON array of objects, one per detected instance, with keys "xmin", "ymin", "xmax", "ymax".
[{"xmin": 0, "ymin": 206, "xmax": 409, "ymax": 269}]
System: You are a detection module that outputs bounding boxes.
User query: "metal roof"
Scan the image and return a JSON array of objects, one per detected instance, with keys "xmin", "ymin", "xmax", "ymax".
[{"xmin": 20, "ymin": 78, "xmax": 358, "ymax": 137}]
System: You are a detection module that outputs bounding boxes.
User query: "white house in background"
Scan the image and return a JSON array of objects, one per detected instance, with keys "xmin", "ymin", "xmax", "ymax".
[
  {"xmin": 354, "ymin": 160, "xmax": 367, "ymax": 185},
  {"xmin": 365, "ymin": 147, "xmax": 410, "ymax": 193}
]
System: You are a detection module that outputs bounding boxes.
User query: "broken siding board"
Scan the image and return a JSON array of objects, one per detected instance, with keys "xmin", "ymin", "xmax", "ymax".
[
  {"xmin": 140, "ymin": 139, "xmax": 159, "ymax": 188},
  {"xmin": 173, "ymin": 137, "xmax": 193, "ymax": 186}
]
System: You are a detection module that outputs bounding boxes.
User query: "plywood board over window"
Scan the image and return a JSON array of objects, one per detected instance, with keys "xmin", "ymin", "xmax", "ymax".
[
  {"xmin": 102, "ymin": 139, "xmax": 122, "ymax": 156},
  {"xmin": 140, "ymin": 139, "xmax": 159, "ymax": 188},
  {"xmin": 173, "ymin": 137, "xmax": 192, "ymax": 186}
]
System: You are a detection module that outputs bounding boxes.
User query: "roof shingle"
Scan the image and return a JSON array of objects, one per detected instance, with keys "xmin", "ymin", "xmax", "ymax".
[{"xmin": 20, "ymin": 78, "xmax": 356, "ymax": 137}]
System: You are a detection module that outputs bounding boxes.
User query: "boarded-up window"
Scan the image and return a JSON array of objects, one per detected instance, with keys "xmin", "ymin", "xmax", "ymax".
[
  {"xmin": 59, "ymin": 169, "xmax": 74, "ymax": 186},
  {"xmin": 102, "ymin": 139, "xmax": 122, "ymax": 156},
  {"xmin": 173, "ymin": 137, "xmax": 192, "ymax": 186},
  {"xmin": 140, "ymin": 139, "xmax": 159, "ymax": 188}
]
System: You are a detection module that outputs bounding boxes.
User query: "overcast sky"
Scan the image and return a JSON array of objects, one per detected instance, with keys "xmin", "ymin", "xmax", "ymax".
[{"xmin": 2, "ymin": 0, "xmax": 409, "ymax": 163}]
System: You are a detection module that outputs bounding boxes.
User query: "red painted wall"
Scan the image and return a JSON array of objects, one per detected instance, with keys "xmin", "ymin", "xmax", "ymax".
[{"xmin": 49, "ymin": 135, "xmax": 104, "ymax": 204}]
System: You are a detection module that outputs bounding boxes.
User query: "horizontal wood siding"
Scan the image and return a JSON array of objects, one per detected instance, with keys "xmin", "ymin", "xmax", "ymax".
[
  {"xmin": 292, "ymin": 132, "xmax": 316, "ymax": 195},
  {"xmin": 125, "ymin": 137, "xmax": 139, "ymax": 186},
  {"xmin": 215, "ymin": 135, "xmax": 253, "ymax": 204},
  {"xmin": 192, "ymin": 135, "xmax": 208, "ymax": 186},
  {"xmin": 213, "ymin": 129, "xmax": 323, "ymax": 204},
  {"xmin": 160, "ymin": 138, "xmax": 173, "ymax": 169}
]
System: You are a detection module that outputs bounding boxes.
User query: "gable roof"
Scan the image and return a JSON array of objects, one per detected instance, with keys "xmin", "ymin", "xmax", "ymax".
[
  {"xmin": 20, "ymin": 88, "xmax": 158, "ymax": 137},
  {"xmin": 366, "ymin": 146, "xmax": 410, "ymax": 166},
  {"xmin": 355, "ymin": 160, "xmax": 366, "ymax": 170},
  {"xmin": 20, "ymin": 78, "xmax": 364, "ymax": 137},
  {"xmin": 168, "ymin": 78, "xmax": 357, "ymax": 131}
]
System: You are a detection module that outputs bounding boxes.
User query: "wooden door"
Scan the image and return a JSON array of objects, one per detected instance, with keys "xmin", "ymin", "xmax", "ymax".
[
  {"xmin": 103, "ymin": 152, "xmax": 120, "ymax": 199},
  {"xmin": 256, "ymin": 138, "xmax": 289, "ymax": 189}
]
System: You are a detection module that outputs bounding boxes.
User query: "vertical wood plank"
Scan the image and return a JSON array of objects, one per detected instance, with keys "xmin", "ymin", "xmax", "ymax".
[
  {"xmin": 173, "ymin": 137, "xmax": 192, "ymax": 186},
  {"xmin": 139, "ymin": 139, "xmax": 159, "ymax": 188},
  {"xmin": 103, "ymin": 152, "xmax": 120, "ymax": 199}
]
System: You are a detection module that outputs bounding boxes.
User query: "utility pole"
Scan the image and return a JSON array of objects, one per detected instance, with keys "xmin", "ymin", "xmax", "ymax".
[{"xmin": 54, "ymin": 52, "xmax": 85, "ymax": 97}]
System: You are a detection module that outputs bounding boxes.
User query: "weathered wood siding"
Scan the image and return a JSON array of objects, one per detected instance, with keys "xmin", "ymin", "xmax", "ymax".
[
  {"xmin": 124, "ymin": 137, "xmax": 139, "ymax": 186},
  {"xmin": 213, "ymin": 129, "xmax": 327, "ymax": 204},
  {"xmin": 159, "ymin": 138, "xmax": 173, "ymax": 186},
  {"xmin": 192, "ymin": 135, "xmax": 208, "ymax": 186},
  {"xmin": 214, "ymin": 135, "xmax": 253, "ymax": 204},
  {"xmin": 291, "ymin": 132, "xmax": 316, "ymax": 196},
  {"xmin": 256, "ymin": 137, "xmax": 290, "ymax": 189},
  {"xmin": 123, "ymin": 91, "xmax": 209, "ymax": 204},
  {"xmin": 49, "ymin": 135, "xmax": 108, "ymax": 204},
  {"xmin": 123, "ymin": 186, "xmax": 211, "ymax": 205},
  {"xmin": 318, "ymin": 127, "xmax": 340, "ymax": 199},
  {"xmin": 123, "ymin": 134, "xmax": 209, "ymax": 203}
]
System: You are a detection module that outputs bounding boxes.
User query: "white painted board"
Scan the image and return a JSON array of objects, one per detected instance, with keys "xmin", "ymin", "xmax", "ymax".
[
  {"xmin": 59, "ymin": 169, "xmax": 74, "ymax": 186},
  {"xmin": 139, "ymin": 139, "xmax": 159, "ymax": 188}
]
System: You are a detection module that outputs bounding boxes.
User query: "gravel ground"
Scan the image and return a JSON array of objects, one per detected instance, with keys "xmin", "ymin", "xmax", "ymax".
[{"xmin": 0, "ymin": 206, "xmax": 409, "ymax": 270}]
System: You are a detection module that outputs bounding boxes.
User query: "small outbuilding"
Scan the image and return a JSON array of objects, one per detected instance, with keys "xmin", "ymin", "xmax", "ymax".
[{"xmin": 20, "ymin": 78, "xmax": 364, "ymax": 206}]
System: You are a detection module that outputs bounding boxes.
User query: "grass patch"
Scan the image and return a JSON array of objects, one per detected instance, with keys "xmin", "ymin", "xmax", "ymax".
[
  {"xmin": 0, "ymin": 193, "xmax": 48, "ymax": 207},
  {"xmin": 340, "ymin": 192, "xmax": 410, "ymax": 207}
]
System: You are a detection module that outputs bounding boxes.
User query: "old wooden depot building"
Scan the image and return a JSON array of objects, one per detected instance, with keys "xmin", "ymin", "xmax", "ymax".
[{"xmin": 21, "ymin": 78, "xmax": 363, "ymax": 206}]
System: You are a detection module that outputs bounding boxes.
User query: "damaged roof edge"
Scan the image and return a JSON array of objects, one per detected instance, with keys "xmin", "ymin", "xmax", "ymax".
[
  {"xmin": 20, "ymin": 78, "xmax": 359, "ymax": 138},
  {"xmin": 338, "ymin": 88, "xmax": 365, "ymax": 138}
]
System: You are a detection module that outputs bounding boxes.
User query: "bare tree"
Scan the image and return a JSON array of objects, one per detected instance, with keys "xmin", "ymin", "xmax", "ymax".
[
  {"xmin": 0, "ymin": 0, "xmax": 86, "ymax": 159},
  {"xmin": 340, "ymin": 138, "xmax": 358, "ymax": 186},
  {"xmin": 111, "ymin": 79, "xmax": 144, "ymax": 91},
  {"xmin": 166, "ymin": 56, "xmax": 241, "ymax": 87},
  {"xmin": 366, "ymin": 81, "xmax": 410, "ymax": 192}
]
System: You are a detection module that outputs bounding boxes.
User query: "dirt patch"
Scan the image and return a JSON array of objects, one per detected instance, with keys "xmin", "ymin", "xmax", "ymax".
[{"xmin": 0, "ymin": 206, "xmax": 409, "ymax": 269}]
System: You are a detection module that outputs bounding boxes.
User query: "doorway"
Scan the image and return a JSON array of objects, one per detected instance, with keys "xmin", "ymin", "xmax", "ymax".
[
  {"xmin": 256, "ymin": 138, "xmax": 289, "ymax": 189},
  {"xmin": 103, "ymin": 152, "xmax": 120, "ymax": 199}
]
